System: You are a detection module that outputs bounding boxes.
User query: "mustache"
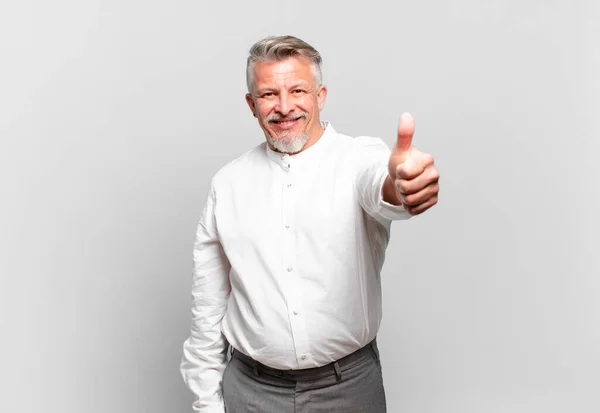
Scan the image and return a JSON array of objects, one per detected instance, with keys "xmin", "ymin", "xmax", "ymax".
[{"xmin": 266, "ymin": 112, "xmax": 308, "ymax": 122}]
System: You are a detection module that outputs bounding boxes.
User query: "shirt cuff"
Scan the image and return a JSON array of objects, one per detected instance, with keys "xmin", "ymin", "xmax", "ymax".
[
  {"xmin": 193, "ymin": 402, "xmax": 225, "ymax": 413},
  {"xmin": 376, "ymin": 173, "xmax": 412, "ymax": 221}
]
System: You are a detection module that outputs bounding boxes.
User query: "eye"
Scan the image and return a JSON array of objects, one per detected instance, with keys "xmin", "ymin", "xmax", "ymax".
[
  {"xmin": 292, "ymin": 89, "xmax": 304, "ymax": 94},
  {"xmin": 262, "ymin": 92, "xmax": 274, "ymax": 98}
]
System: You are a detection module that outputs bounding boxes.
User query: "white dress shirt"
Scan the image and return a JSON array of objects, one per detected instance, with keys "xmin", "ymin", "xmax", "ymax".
[{"xmin": 181, "ymin": 123, "xmax": 411, "ymax": 413}]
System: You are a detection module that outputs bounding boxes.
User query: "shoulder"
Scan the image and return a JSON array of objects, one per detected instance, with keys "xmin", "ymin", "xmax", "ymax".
[
  {"xmin": 324, "ymin": 127, "xmax": 391, "ymax": 176},
  {"xmin": 329, "ymin": 129, "xmax": 390, "ymax": 159},
  {"xmin": 211, "ymin": 142, "xmax": 267, "ymax": 189},
  {"xmin": 351, "ymin": 135, "xmax": 390, "ymax": 151},
  {"xmin": 349, "ymin": 135, "xmax": 391, "ymax": 165},
  {"xmin": 326, "ymin": 123, "xmax": 388, "ymax": 150},
  {"xmin": 213, "ymin": 143, "xmax": 266, "ymax": 182}
]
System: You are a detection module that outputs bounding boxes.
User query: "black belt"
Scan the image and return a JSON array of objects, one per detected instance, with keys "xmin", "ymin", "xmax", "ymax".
[{"xmin": 231, "ymin": 339, "xmax": 378, "ymax": 382}]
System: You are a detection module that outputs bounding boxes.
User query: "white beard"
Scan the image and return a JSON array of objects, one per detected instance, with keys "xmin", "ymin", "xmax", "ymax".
[{"xmin": 267, "ymin": 132, "xmax": 309, "ymax": 154}]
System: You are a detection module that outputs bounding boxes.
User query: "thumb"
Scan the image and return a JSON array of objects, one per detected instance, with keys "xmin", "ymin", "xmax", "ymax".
[{"xmin": 396, "ymin": 112, "xmax": 415, "ymax": 154}]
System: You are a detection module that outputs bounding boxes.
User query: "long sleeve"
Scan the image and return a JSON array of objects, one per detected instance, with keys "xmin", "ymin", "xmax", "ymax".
[
  {"xmin": 181, "ymin": 182, "xmax": 231, "ymax": 413},
  {"xmin": 353, "ymin": 136, "xmax": 412, "ymax": 224}
]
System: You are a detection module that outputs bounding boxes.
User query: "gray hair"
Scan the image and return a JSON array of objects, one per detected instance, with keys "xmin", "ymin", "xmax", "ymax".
[{"xmin": 246, "ymin": 35, "xmax": 323, "ymax": 94}]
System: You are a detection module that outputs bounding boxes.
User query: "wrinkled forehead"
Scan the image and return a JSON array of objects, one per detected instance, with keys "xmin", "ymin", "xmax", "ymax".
[{"xmin": 252, "ymin": 56, "xmax": 317, "ymax": 89}]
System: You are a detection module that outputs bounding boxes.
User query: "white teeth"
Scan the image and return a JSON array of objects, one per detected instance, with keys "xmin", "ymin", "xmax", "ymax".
[{"xmin": 272, "ymin": 118, "xmax": 299, "ymax": 124}]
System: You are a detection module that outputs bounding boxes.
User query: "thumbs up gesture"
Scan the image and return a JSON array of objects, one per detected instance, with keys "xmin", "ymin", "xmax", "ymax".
[{"xmin": 386, "ymin": 113, "xmax": 439, "ymax": 216}]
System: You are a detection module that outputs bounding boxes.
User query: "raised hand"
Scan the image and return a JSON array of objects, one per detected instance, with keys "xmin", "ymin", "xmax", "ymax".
[{"xmin": 387, "ymin": 113, "xmax": 439, "ymax": 216}]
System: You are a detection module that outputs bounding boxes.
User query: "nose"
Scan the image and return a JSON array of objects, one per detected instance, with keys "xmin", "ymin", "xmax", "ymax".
[{"xmin": 274, "ymin": 92, "xmax": 294, "ymax": 116}]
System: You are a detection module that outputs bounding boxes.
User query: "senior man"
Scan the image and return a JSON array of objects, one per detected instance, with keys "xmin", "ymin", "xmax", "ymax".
[{"xmin": 181, "ymin": 35, "xmax": 440, "ymax": 413}]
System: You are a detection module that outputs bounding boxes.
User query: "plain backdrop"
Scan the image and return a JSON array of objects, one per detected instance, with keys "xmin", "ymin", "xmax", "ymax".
[{"xmin": 1, "ymin": 1, "xmax": 599, "ymax": 412}]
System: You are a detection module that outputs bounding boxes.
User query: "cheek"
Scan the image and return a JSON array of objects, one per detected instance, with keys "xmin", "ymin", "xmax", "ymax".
[
  {"xmin": 298, "ymin": 99, "xmax": 316, "ymax": 115},
  {"xmin": 258, "ymin": 110, "xmax": 274, "ymax": 130},
  {"xmin": 257, "ymin": 104, "xmax": 274, "ymax": 119}
]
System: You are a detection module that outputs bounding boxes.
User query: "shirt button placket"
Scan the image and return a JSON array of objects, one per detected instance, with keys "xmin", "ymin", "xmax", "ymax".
[
  {"xmin": 283, "ymin": 167, "xmax": 294, "ymax": 276},
  {"xmin": 282, "ymin": 159, "xmax": 304, "ymax": 365}
]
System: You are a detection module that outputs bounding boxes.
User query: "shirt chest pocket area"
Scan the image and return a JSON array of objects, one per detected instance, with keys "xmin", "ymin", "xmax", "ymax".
[
  {"xmin": 293, "ymin": 179, "xmax": 357, "ymax": 246},
  {"xmin": 214, "ymin": 188, "xmax": 281, "ymax": 252}
]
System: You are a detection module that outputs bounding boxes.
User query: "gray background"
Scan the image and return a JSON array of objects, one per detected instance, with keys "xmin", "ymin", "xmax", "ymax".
[{"xmin": 1, "ymin": 0, "xmax": 599, "ymax": 412}]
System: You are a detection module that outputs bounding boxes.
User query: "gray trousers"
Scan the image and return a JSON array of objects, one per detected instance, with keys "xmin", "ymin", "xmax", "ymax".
[{"xmin": 222, "ymin": 340, "xmax": 386, "ymax": 413}]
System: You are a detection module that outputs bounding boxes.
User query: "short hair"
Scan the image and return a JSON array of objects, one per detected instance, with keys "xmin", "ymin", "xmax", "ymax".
[{"xmin": 246, "ymin": 35, "xmax": 323, "ymax": 94}]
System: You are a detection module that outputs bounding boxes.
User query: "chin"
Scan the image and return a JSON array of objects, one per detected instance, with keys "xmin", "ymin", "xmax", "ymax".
[{"xmin": 267, "ymin": 132, "xmax": 309, "ymax": 154}]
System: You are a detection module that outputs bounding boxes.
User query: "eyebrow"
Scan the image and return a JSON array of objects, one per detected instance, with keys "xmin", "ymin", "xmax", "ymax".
[
  {"xmin": 254, "ymin": 86, "xmax": 278, "ymax": 95},
  {"xmin": 288, "ymin": 82, "xmax": 307, "ymax": 90},
  {"xmin": 255, "ymin": 81, "xmax": 310, "ymax": 95}
]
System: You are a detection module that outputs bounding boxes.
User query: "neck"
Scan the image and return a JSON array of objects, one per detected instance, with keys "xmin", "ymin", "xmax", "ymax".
[{"xmin": 298, "ymin": 124, "xmax": 325, "ymax": 153}]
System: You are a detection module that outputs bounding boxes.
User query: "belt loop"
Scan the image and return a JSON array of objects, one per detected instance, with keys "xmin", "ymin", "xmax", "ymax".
[
  {"xmin": 252, "ymin": 362, "xmax": 259, "ymax": 377},
  {"xmin": 333, "ymin": 361, "xmax": 342, "ymax": 381}
]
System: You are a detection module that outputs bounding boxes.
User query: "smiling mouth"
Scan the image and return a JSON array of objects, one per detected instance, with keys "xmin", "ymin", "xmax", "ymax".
[
  {"xmin": 271, "ymin": 117, "xmax": 301, "ymax": 125},
  {"xmin": 269, "ymin": 117, "xmax": 304, "ymax": 131}
]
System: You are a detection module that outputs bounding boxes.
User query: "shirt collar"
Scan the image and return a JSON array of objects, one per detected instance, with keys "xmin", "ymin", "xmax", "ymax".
[{"xmin": 265, "ymin": 121, "xmax": 335, "ymax": 170}]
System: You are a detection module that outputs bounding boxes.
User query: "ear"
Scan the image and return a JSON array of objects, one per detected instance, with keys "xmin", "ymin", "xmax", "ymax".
[
  {"xmin": 316, "ymin": 85, "xmax": 327, "ymax": 111},
  {"xmin": 245, "ymin": 93, "xmax": 257, "ymax": 117}
]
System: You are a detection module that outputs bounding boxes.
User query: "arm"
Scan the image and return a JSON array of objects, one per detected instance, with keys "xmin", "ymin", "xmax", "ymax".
[
  {"xmin": 181, "ymin": 182, "xmax": 231, "ymax": 413},
  {"xmin": 354, "ymin": 136, "xmax": 413, "ymax": 224},
  {"xmin": 355, "ymin": 113, "xmax": 439, "ymax": 221}
]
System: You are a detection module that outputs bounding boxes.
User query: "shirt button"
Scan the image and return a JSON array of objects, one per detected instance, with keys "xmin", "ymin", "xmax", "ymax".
[
  {"xmin": 287, "ymin": 183, "xmax": 292, "ymax": 187},
  {"xmin": 287, "ymin": 267, "xmax": 293, "ymax": 272},
  {"xmin": 293, "ymin": 311, "xmax": 298, "ymax": 315},
  {"xmin": 285, "ymin": 225, "xmax": 290, "ymax": 229},
  {"xmin": 300, "ymin": 355, "xmax": 307, "ymax": 360}
]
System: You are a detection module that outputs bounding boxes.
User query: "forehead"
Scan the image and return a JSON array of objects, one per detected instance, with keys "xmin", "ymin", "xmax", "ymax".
[{"xmin": 253, "ymin": 56, "xmax": 315, "ymax": 87}]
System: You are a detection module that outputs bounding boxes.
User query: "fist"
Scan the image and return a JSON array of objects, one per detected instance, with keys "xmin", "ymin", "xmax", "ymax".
[{"xmin": 387, "ymin": 113, "xmax": 440, "ymax": 216}]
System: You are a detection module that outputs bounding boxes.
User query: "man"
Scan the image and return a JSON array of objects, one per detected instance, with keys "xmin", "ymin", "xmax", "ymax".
[{"xmin": 181, "ymin": 35, "xmax": 440, "ymax": 413}]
